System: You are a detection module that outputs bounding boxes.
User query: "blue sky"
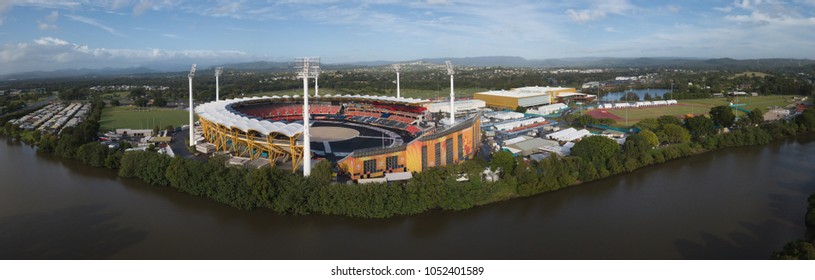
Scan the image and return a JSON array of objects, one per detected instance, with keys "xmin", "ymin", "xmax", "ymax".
[{"xmin": 0, "ymin": 0, "xmax": 814, "ymax": 74}]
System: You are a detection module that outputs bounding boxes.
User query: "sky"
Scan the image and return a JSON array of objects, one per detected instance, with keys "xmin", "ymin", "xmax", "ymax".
[{"xmin": 0, "ymin": 0, "xmax": 814, "ymax": 74}]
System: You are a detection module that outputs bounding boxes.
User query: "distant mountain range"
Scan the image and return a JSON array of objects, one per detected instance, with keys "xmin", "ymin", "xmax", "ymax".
[{"xmin": 3, "ymin": 56, "xmax": 814, "ymax": 80}]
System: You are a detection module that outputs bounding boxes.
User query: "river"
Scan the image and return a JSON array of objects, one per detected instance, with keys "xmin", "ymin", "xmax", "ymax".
[{"xmin": 1, "ymin": 136, "xmax": 814, "ymax": 259}]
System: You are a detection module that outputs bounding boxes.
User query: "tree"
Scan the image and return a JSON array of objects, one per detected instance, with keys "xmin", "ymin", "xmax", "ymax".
[
  {"xmin": 657, "ymin": 115, "xmax": 682, "ymax": 127},
  {"xmin": 685, "ymin": 115, "xmax": 716, "ymax": 141},
  {"xmin": 710, "ymin": 105, "xmax": 736, "ymax": 128},
  {"xmin": 772, "ymin": 240, "xmax": 815, "ymax": 260},
  {"xmin": 634, "ymin": 118, "xmax": 660, "ymax": 131},
  {"xmin": 129, "ymin": 88, "xmax": 146, "ymax": 99},
  {"xmin": 576, "ymin": 114, "xmax": 596, "ymax": 128},
  {"xmin": 514, "ymin": 106, "xmax": 527, "ymax": 113},
  {"xmin": 571, "ymin": 136, "xmax": 621, "ymax": 167},
  {"xmin": 110, "ymin": 99, "xmax": 120, "ymax": 106},
  {"xmin": 639, "ymin": 129, "xmax": 660, "ymax": 147},
  {"xmin": 490, "ymin": 150, "xmax": 515, "ymax": 176},
  {"xmin": 794, "ymin": 109, "xmax": 815, "ymax": 132},
  {"xmin": 660, "ymin": 124, "xmax": 691, "ymax": 144},
  {"xmin": 135, "ymin": 98, "xmax": 148, "ymax": 107},
  {"xmin": 622, "ymin": 91, "xmax": 640, "ymax": 101},
  {"xmin": 623, "ymin": 133, "xmax": 650, "ymax": 157},
  {"xmin": 153, "ymin": 97, "xmax": 168, "ymax": 107},
  {"xmin": 747, "ymin": 108, "xmax": 764, "ymax": 125}
]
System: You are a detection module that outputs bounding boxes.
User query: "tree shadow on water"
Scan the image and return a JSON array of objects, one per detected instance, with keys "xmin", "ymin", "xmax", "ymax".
[
  {"xmin": 673, "ymin": 219, "xmax": 792, "ymax": 260},
  {"xmin": 0, "ymin": 204, "xmax": 147, "ymax": 259}
]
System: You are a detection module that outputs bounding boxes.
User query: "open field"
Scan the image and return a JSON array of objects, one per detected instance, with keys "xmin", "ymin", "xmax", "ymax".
[
  {"xmin": 100, "ymin": 106, "xmax": 194, "ymax": 131},
  {"xmin": 96, "ymin": 91, "xmax": 130, "ymax": 100},
  {"xmin": 596, "ymin": 95, "xmax": 798, "ymax": 124},
  {"xmin": 246, "ymin": 87, "xmax": 483, "ymax": 100}
]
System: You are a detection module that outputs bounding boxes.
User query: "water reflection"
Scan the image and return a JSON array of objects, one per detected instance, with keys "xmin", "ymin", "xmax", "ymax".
[{"xmin": 0, "ymin": 204, "xmax": 147, "ymax": 259}]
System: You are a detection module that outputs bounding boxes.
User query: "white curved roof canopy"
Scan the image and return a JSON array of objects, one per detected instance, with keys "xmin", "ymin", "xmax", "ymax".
[
  {"xmin": 195, "ymin": 97, "xmax": 305, "ymax": 138},
  {"xmin": 194, "ymin": 94, "xmax": 429, "ymax": 137}
]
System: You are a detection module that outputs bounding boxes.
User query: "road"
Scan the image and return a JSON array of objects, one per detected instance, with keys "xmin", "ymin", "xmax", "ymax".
[{"xmin": 169, "ymin": 129, "xmax": 196, "ymax": 159}]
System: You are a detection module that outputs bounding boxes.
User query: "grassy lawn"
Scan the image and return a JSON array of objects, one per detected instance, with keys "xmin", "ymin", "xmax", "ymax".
[
  {"xmin": 97, "ymin": 91, "xmax": 130, "ymax": 100},
  {"xmin": 100, "ymin": 106, "xmax": 194, "ymax": 131},
  {"xmin": 244, "ymin": 87, "xmax": 483, "ymax": 100},
  {"xmin": 603, "ymin": 95, "xmax": 799, "ymax": 124}
]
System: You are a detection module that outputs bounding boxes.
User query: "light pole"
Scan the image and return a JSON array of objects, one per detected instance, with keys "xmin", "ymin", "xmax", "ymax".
[
  {"xmin": 295, "ymin": 57, "xmax": 320, "ymax": 176},
  {"xmin": 188, "ymin": 64, "xmax": 196, "ymax": 146},
  {"xmin": 445, "ymin": 61, "xmax": 455, "ymax": 125},
  {"xmin": 393, "ymin": 64, "xmax": 401, "ymax": 99},
  {"xmin": 314, "ymin": 69, "xmax": 320, "ymax": 97},
  {"xmin": 215, "ymin": 67, "xmax": 223, "ymax": 101}
]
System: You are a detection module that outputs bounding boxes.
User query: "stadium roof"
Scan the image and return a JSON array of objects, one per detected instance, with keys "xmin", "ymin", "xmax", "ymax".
[
  {"xmin": 195, "ymin": 97, "xmax": 304, "ymax": 137},
  {"xmin": 195, "ymin": 94, "xmax": 430, "ymax": 137}
]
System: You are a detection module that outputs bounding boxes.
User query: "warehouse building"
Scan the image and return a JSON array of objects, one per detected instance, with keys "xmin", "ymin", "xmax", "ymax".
[
  {"xmin": 473, "ymin": 86, "xmax": 577, "ymax": 110},
  {"xmin": 424, "ymin": 99, "xmax": 486, "ymax": 116}
]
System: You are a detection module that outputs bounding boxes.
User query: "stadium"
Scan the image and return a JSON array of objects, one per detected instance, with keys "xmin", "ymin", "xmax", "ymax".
[{"xmin": 194, "ymin": 94, "xmax": 482, "ymax": 181}]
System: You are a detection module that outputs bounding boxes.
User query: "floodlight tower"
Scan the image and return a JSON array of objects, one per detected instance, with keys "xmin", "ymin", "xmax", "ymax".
[
  {"xmin": 215, "ymin": 67, "xmax": 223, "ymax": 101},
  {"xmin": 295, "ymin": 57, "xmax": 320, "ymax": 176},
  {"xmin": 393, "ymin": 64, "xmax": 401, "ymax": 99},
  {"xmin": 445, "ymin": 61, "xmax": 455, "ymax": 125},
  {"xmin": 314, "ymin": 69, "xmax": 320, "ymax": 97},
  {"xmin": 188, "ymin": 64, "xmax": 196, "ymax": 146}
]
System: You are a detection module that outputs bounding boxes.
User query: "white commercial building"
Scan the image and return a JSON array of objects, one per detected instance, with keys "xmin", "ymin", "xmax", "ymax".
[
  {"xmin": 493, "ymin": 117, "xmax": 546, "ymax": 131},
  {"xmin": 546, "ymin": 127, "xmax": 591, "ymax": 142},
  {"xmin": 484, "ymin": 111, "xmax": 525, "ymax": 121},
  {"xmin": 528, "ymin": 103, "xmax": 568, "ymax": 115},
  {"xmin": 424, "ymin": 99, "xmax": 486, "ymax": 115}
]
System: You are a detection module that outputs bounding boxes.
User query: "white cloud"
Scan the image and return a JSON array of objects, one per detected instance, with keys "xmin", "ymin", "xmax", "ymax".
[
  {"xmin": 566, "ymin": 9, "xmax": 605, "ymax": 22},
  {"xmin": 0, "ymin": 37, "xmax": 253, "ymax": 75},
  {"xmin": 45, "ymin": 10, "xmax": 59, "ymax": 21},
  {"xmin": 210, "ymin": 1, "xmax": 242, "ymax": 17},
  {"xmin": 65, "ymin": 14, "xmax": 125, "ymax": 37},
  {"xmin": 714, "ymin": 6, "xmax": 733, "ymax": 12},
  {"xmin": 37, "ymin": 10, "xmax": 60, "ymax": 30},
  {"xmin": 37, "ymin": 22, "xmax": 57, "ymax": 30},
  {"xmin": 34, "ymin": 37, "xmax": 69, "ymax": 46},
  {"xmin": 162, "ymin": 33, "xmax": 178, "ymax": 38},
  {"xmin": 565, "ymin": 0, "xmax": 637, "ymax": 23}
]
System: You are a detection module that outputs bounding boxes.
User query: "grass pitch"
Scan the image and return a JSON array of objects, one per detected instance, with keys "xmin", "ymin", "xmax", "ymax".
[
  {"xmin": 602, "ymin": 95, "xmax": 798, "ymax": 124},
  {"xmin": 100, "ymin": 106, "xmax": 194, "ymax": 131}
]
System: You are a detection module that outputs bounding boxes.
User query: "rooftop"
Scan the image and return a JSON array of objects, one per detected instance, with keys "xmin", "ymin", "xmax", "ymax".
[{"xmin": 476, "ymin": 86, "xmax": 574, "ymax": 98}]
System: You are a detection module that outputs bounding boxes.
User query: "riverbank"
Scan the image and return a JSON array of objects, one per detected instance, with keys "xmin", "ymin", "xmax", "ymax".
[{"xmin": 3, "ymin": 103, "xmax": 815, "ymax": 219}]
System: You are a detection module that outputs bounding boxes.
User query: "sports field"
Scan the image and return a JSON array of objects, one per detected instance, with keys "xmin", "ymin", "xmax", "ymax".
[
  {"xmin": 100, "ymin": 106, "xmax": 194, "ymax": 131},
  {"xmin": 592, "ymin": 95, "xmax": 797, "ymax": 124}
]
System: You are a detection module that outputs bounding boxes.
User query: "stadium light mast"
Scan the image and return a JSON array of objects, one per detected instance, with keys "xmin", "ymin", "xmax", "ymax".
[
  {"xmin": 314, "ymin": 69, "xmax": 320, "ymax": 97},
  {"xmin": 445, "ymin": 61, "xmax": 455, "ymax": 125},
  {"xmin": 215, "ymin": 67, "xmax": 223, "ymax": 101},
  {"xmin": 393, "ymin": 64, "xmax": 401, "ymax": 99},
  {"xmin": 188, "ymin": 64, "xmax": 196, "ymax": 146},
  {"xmin": 295, "ymin": 57, "xmax": 320, "ymax": 176}
]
